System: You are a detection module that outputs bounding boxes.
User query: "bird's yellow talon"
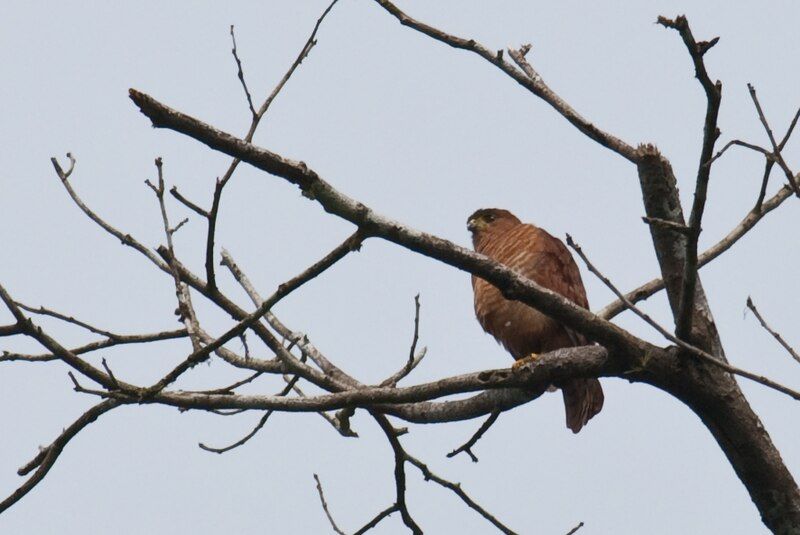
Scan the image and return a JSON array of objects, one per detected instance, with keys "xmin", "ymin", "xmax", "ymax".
[{"xmin": 512, "ymin": 353, "xmax": 540, "ymax": 372}]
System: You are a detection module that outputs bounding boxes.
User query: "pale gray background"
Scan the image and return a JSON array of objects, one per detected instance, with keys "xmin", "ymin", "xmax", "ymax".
[{"xmin": 1, "ymin": 1, "xmax": 799, "ymax": 533}]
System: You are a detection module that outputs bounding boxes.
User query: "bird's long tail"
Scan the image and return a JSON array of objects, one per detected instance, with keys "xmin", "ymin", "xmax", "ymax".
[{"xmin": 562, "ymin": 378, "xmax": 604, "ymax": 433}]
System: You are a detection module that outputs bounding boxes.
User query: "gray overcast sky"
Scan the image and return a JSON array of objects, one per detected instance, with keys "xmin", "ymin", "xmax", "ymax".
[{"xmin": 2, "ymin": 1, "xmax": 799, "ymax": 533}]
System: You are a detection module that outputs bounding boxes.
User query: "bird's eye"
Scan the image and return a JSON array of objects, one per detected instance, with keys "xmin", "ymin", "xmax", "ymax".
[{"xmin": 486, "ymin": 214, "xmax": 495, "ymax": 222}]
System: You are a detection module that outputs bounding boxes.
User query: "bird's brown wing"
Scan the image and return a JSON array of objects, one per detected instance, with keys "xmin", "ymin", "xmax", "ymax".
[
  {"xmin": 510, "ymin": 227, "xmax": 602, "ymax": 432},
  {"xmin": 507, "ymin": 225, "xmax": 589, "ymax": 347}
]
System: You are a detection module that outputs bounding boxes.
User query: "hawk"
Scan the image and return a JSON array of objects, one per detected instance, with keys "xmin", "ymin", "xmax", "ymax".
[{"xmin": 467, "ymin": 208, "xmax": 603, "ymax": 433}]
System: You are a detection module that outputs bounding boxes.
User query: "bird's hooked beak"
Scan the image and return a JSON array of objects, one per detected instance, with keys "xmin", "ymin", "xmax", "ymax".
[{"xmin": 467, "ymin": 217, "xmax": 485, "ymax": 233}]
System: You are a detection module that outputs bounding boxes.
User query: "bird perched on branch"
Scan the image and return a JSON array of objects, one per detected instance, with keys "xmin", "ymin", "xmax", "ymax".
[{"xmin": 467, "ymin": 208, "xmax": 603, "ymax": 433}]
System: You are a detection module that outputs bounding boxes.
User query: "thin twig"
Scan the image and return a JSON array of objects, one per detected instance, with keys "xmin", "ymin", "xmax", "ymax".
[
  {"xmin": 379, "ymin": 348, "xmax": 428, "ymax": 389},
  {"xmin": 407, "ymin": 294, "xmax": 421, "ymax": 368},
  {"xmin": 14, "ymin": 302, "xmax": 118, "ymax": 338},
  {"xmin": 380, "ymin": 295, "xmax": 427, "ymax": 387},
  {"xmin": 169, "ymin": 186, "xmax": 209, "ymax": 218},
  {"xmin": 0, "ymin": 399, "xmax": 120, "ymax": 514},
  {"xmin": 746, "ymin": 297, "xmax": 800, "ymax": 365},
  {"xmin": 446, "ymin": 410, "xmax": 500, "ymax": 462},
  {"xmin": 372, "ymin": 414, "xmax": 423, "ymax": 535},
  {"xmin": 705, "ymin": 139, "xmax": 771, "ymax": 168},
  {"xmin": 230, "ymin": 25, "xmax": 257, "ymax": 118},
  {"xmin": 748, "ymin": 84, "xmax": 800, "ymax": 195},
  {"xmin": 313, "ymin": 474, "xmax": 346, "ymax": 535},
  {"xmin": 352, "ymin": 505, "xmax": 399, "ymax": 534},
  {"xmin": 144, "ymin": 157, "xmax": 207, "ymax": 396},
  {"xmin": 755, "ymin": 158, "xmax": 776, "ymax": 212},
  {"xmin": 51, "ymin": 155, "xmax": 169, "ymax": 272},
  {"xmin": 207, "ymin": 408, "xmax": 249, "ymax": 416},
  {"xmin": 0, "ymin": 328, "xmax": 187, "ymax": 363},
  {"xmin": 565, "ymin": 522, "xmax": 585, "ymax": 535},
  {"xmin": 371, "ymin": 412, "xmax": 517, "ymax": 534},
  {"xmin": 641, "ymin": 217, "xmax": 691, "ymax": 235},
  {"xmin": 204, "ymin": 0, "xmax": 340, "ymax": 291},
  {"xmin": 169, "ymin": 217, "xmax": 189, "ymax": 236},
  {"xmin": 373, "ymin": 0, "xmax": 639, "ymax": 163},
  {"xmin": 101, "ymin": 358, "xmax": 120, "ymax": 389},
  {"xmin": 289, "ymin": 381, "xmax": 358, "ymax": 437},
  {"xmin": 406, "ymin": 454, "xmax": 518, "ymax": 534},
  {"xmin": 199, "ymin": 411, "xmax": 272, "ymax": 454},
  {"xmin": 198, "ymin": 374, "xmax": 302, "ymax": 454},
  {"xmin": 749, "ymin": 97, "xmax": 800, "ymax": 211},
  {"xmin": 190, "ymin": 371, "xmax": 263, "ymax": 395}
]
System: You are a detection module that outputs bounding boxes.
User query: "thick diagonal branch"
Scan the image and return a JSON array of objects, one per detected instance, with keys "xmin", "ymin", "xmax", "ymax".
[{"xmin": 129, "ymin": 89, "xmax": 648, "ymax": 361}]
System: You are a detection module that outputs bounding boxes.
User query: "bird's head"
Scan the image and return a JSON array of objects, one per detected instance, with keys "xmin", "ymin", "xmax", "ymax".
[{"xmin": 467, "ymin": 208, "xmax": 521, "ymax": 246}]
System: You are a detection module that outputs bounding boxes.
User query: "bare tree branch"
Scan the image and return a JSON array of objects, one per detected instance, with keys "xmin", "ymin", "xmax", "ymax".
[
  {"xmin": 229, "ymin": 25, "xmax": 257, "ymax": 118},
  {"xmin": 0, "ymin": 324, "xmax": 22, "ymax": 337},
  {"xmin": 147, "ymin": 157, "xmax": 204, "ymax": 353},
  {"xmin": 706, "ymin": 139, "xmax": 771, "ymax": 167},
  {"xmin": 0, "ymin": 328, "xmax": 187, "ymax": 363},
  {"xmin": 599, "ymin": 179, "xmax": 795, "ymax": 321},
  {"xmin": 746, "ymin": 297, "xmax": 800, "ymax": 365},
  {"xmin": 380, "ymin": 295, "xmax": 427, "ymax": 387},
  {"xmin": 162, "ymin": 249, "xmax": 353, "ymax": 393},
  {"xmin": 657, "ymin": 15, "xmax": 723, "ymax": 343},
  {"xmin": 352, "ymin": 505, "xmax": 398, "ymax": 534},
  {"xmin": 373, "ymin": 0, "xmax": 639, "ymax": 163},
  {"xmin": 287, "ymin": 381, "xmax": 358, "ymax": 437},
  {"xmin": 204, "ymin": 0, "xmax": 340, "ymax": 291},
  {"xmin": 14, "ymin": 301, "xmax": 118, "ymax": 338},
  {"xmin": 753, "ymin": 105, "xmax": 800, "ymax": 210},
  {"xmin": 219, "ymin": 248, "xmax": 362, "ymax": 436},
  {"xmin": 127, "ymin": 88, "xmax": 650, "ymax": 359},
  {"xmin": 198, "ymin": 373, "xmax": 303, "ymax": 454},
  {"xmin": 313, "ymin": 474, "xmax": 347, "ymax": 535},
  {"xmin": 372, "ymin": 414, "xmax": 423, "ymax": 534},
  {"xmin": 372, "ymin": 413, "xmax": 520, "ymax": 534},
  {"xmin": 169, "ymin": 186, "xmax": 209, "ymax": 218},
  {"xmin": 446, "ymin": 410, "xmax": 500, "ymax": 462},
  {"xmin": 144, "ymin": 229, "xmax": 364, "ymax": 395},
  {"xmin": 220, "ymin": 248, "xmax": 360, "ymax": 389},
  {"xmin": 72, "ymin": 349, "xmax": 608, "ymax": 427},
  {"xmin": 406, "ymin": 453, "xmax": 518, "ymax": 535},
  {"xmin": 0, "ymin": 284, "xmax": 121, "ymax": 390},
  {"xmin": 748, "ymin": 83, "xmax": 800, "ymax": 195},
  {"xmin": 380, "ymin": 347, "xmax": 427, "ymax": 389},
  {"xmin": 0, "ymin": 399, "xmax": 120, "ymax": 514},
  {"xmin": 129, "ymin": 89, "xmax": 800, "ymax": 401},
  {"xmin": 51, "ymin": 155, "xmax": 170, "ymax": 272},
  {"xmin": 567, "ymin": 235, "xmax": 800, "ymax": 400},
  {"xmin": 565, "ymin": 521, "xmax": 585, "ymax": 535},
  {"xmin": 641, "ymin": 217, "xmax": 691, "ymax": 235},
  {"xmin": 140, "ymin": 158, "xmax": 210, "ymax": 395},
  {"xmin": 191, "ymin": 371, "xmax": 263, "ymax": 396}
]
